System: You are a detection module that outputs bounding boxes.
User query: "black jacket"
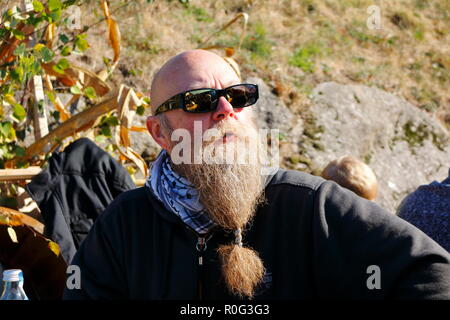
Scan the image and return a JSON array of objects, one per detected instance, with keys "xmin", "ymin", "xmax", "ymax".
[
  {"xmin": 63, "ymin": 169, "xmax": 450, "ymax": 299},
  {"xmin": 27, "ymin": 138, "xmax": 136, "ymax": 264}
]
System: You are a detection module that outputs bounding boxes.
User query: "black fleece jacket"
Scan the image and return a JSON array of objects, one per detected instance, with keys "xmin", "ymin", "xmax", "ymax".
[
  {"xmin": 27, "ymin": 138, "xmax": 136, "ymax": 265},
  {"xmin": 63, "ymin": 169, "xmax": 450, "ymax": 300}
]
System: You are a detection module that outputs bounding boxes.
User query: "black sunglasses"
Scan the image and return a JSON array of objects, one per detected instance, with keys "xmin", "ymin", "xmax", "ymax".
[{"xmin": 154, "ymin": 83, "xmax": 259, "ymax": 115}]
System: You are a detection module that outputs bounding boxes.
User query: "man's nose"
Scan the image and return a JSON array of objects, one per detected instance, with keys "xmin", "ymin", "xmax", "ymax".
[{"xmin": 212, "ymin": 96, "xmax": 236, "ymax": 121}]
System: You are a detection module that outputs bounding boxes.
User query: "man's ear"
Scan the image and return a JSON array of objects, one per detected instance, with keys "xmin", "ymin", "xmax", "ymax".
[{"xmin": 147, "ymin": 116, "xmax": 171, "ymax": 151}]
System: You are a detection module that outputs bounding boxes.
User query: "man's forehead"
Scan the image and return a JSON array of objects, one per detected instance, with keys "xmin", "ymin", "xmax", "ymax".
[
  {"xmin": 150, "ymin": 50, "xmax": 243, "ymax": 108},
  {"xmin": 151, "ymin": 63, "xmax": 240, "ymax": 108}
]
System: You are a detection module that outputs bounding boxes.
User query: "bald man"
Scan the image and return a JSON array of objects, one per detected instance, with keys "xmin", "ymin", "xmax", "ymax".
[{"xmin": 64, "ymin": 50, "xmax": 450, "ymax": 300}]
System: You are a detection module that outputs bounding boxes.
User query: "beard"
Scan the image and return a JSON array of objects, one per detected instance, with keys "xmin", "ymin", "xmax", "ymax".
[
  {"xmin": 166, "ymin": 117, "xmax": 267, "ymax": 231},
  {"xmin": 160, "ymin": 114, "xmax": 268, "ymax": 298}
]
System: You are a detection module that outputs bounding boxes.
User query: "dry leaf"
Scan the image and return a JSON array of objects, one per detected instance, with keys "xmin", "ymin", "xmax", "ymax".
[
  {"xmin": 7, "ymin": 227, "xmax": 18, "ymax": 243},
  {"xmin": 101, "ymin": 0, "xmax": 110, "ymax": 18},
  {"xmin": 102, "ymin": 0, "xmax": 121, "ymax": 65},
  {"xmin": 199, "ymin": 12, "xmax": 248, "ymax": 51},
  {"xmin": 44, "ymin": 23, "xmax": 56, "ymax": 49},
  {"xmin": 47, "ymin": 240, "xmax": 60, "ymax": 257},
  {"xmin": 44, "ymin": 75, "xmax": 71, "ymax": 121},
  {"xmin": 130, "ymin": 126, "xmax": 148, "ymax": 132},
  {"xmin": 223, "ymin": 57, "xmax": 241, "ymax": 80},
  {"xmin": 0, "ymin": 23, "xmax": 34, "ymax": 65},
  {"xmin": 120, "ymin": 125, "xmax": 130, "ymax": 148},
  {"xmin": 113, "ymin": 86, "xmax": 148, "ymax": 177},
  {"xmin": 108, "ymin": 18, "xmax": 121, "ymax": 63},
  {"xmin": 225, "ymin": 47, "xmax": 235, "ymax": 57},
  {"xmin": 41, "ymin": 63, "xmax": 110, "ymax": 97},
  {"xmin": 19, "ymin": 94, "xmax": 118, "ymax": 162}
]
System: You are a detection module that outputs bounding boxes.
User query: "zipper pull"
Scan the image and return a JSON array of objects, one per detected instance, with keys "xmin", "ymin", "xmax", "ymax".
[{"xmin": 196, "ymin": 236, "xmax": 207, "ymax": 266}]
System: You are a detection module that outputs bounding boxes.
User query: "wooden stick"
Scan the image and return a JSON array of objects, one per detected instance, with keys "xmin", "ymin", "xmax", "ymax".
[
  {"xmin": 0, "ymin": 167, "xmax": 42, "ymax": 181},
  {"xmin": 31, "ymin": 75, "xmax": 49, "ymax": 140}
]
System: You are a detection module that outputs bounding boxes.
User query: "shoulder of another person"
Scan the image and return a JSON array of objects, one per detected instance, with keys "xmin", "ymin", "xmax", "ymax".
[{"xmin": 267, "ymin": 169, "xmax": 325, "ymax": 191}]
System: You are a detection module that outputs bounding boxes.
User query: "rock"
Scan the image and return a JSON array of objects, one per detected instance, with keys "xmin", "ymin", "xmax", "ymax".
[
  {"xmin": 130, "ymin": 114, "xmax": 162, "ymax": 164},
  {"xmin": 245, "ymin": 77, "xmax": 304, "ymax": 165},
  {"xmin": 245, "ymin": 77, "xmax": 298, "ymax": 132},
  {"xmin": 304, "ymin": 82, "xmax": 449, "ymax": 213}
]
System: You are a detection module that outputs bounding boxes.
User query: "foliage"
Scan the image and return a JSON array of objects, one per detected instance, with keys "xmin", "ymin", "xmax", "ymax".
[
  {"xmin": 0, "ymin": 0, "xmax": 91, "ymax": 166},
  {"xmin": 289, "ymin": 45, "xmax": 320, "ymax": 73},
  {"xmin": 0, "ymin": 0, "xmax": 151, "ymax": 173}
]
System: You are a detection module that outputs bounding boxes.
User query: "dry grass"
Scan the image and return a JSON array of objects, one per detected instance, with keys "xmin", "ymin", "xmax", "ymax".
[
  {"xmin": 4, "ymin": 0, "xmax": 448, "ymax": 124},
  {"xmin": 75, "ymin": 0, "xmax": 449, "ymax": 127}
]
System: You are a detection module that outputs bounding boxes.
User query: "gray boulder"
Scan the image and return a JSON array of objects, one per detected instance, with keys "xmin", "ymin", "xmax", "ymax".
[{"xmin": 303, "ymin": 82, "xmax": 449, "ymax": 213}]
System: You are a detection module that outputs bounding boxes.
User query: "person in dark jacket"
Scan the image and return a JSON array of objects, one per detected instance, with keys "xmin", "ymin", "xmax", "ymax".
[
  {"xmin": 27, "ymin": 138, "xmax": 136, "ymax": 264},
  {"xmin": 397, "ymin": 169, "xmax": 450, "ymax": 252},
  {"xmin": 64, "ymin": 50, "xmax": 450, "ymax": 300}
]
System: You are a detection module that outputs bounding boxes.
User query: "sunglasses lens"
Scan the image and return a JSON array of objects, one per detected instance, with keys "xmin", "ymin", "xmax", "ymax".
[
  {"xmin": 184, "ymin": 89, "xmax": 216, "ymax": 113},
  {"xmin": 182, "ymin": 85, "xmax": 258, "ymax": 113},
  {"xmin": 226, "ymin": 85, "xmax": 258, "ymax": 108}
]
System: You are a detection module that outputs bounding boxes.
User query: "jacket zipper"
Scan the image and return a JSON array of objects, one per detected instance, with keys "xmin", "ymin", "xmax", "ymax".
[
  {"xmin": 196, "ymin": 233, "xmax": 213, "ymax": 300},
  {"xmin": 185, "ymin": 225, "xmax": 214, "ymax": 300}
]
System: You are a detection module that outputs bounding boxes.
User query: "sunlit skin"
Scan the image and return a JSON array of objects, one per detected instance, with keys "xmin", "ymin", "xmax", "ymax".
[{"xmin": 146, "ymin": 50, "xmax": 255, "ymax": 153}]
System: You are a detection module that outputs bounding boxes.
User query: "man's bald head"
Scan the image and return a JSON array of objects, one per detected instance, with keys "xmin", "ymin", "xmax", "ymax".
[{"xmin": 150, "ymin": 50, "xmax": 240, "ymax": 114}]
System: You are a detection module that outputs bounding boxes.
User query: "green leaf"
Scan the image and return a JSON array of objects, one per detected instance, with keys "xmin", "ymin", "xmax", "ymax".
[
  {"xmin": 136, "ymin": 105, "xmax": 145, "ymax": 116},
  {"xmin": 49, "ymin": 9, "xmax": 61, "ymax": 22},
  {"xmin": 11, "ymin": 29, "xmax": 25, "ymax": 40},
  {"xmin": 26, "ymin": 14, "xmax": 45, "ymax": 27},
  {"xmin": 33, "ymin": 0, "xmax": 44, "ymax": 12},
  {"xmin": 52, "ymin": 58, "xmax": 70, "ymax": 74},
  {"xmin": 105, "ymin": 116, "xmax": 119, "ymax": 126},
  {"xmin": 84, "ymin": 87, "xmax": 97, "ymax": 100},
  {"xmin": 142, "ymin": 97, "xmax": 151, "ymax": 105},
  {"xmin": 60, "ymin": 46, "xmax": 72, "ymax": 56},
  {"xmin": 75, "ymin": 34, "xmax": 89, "ymax": 52},
  {"xmin": 48, "ymin": 0, "xmax": 62, "ymax": 11},
  {"xmin": 0, "ymin": 122, "xmax": 16, "ymax": 141},
  {"xmin": 11, "ymin": 66, "xmax": 24, "ymax": 82},
  {"xmin": 59, "ymin": 34, "xmax": 70, "ymax": 44},
  {"xmin": 0, "ymin": 29, "xmax": 8, "ymax": 40},
  {"xmin": 57, "ymin": 58, "xmax": 70, "ymax": 69},
  {"xmin": 50, "ymin": 110, "xmax": 60, "ymax": 122},
  {"xmin": 95, "ymin": 134, "xmax": 106, "ymax": 143},
  {"xmin": 32, "ymin": 60, "xmax": 41, "ymax": 74},
  {"xmin": 70, "ymin": 85, "xmax": 82, "ymax": 95},
  {"xmin": 41, "ymin": 47, "xmax": 55, "ymax": 62},
  {"xmin": 12, "ymin": 103, "xmax": 26, "ymax": 122},
  {"xmin": 46, "ymin": 90, "xmax": 56, "ymax": 103},
  {"xmin": 100, "ymin": 126, "xmax": 112, "ymax": 137},
  {"xmin": 14, "ymin": 145, "xmax": 25, "ymax": 157},
  {"xmin": 13, "ymin": 43, "xmax": 26, "ymax": 57}
]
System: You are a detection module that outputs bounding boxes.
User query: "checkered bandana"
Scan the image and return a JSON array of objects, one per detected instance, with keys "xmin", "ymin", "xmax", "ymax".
[{"xmin": 145, "ymin": 150, "xmax": 216, "ymax": 235}]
